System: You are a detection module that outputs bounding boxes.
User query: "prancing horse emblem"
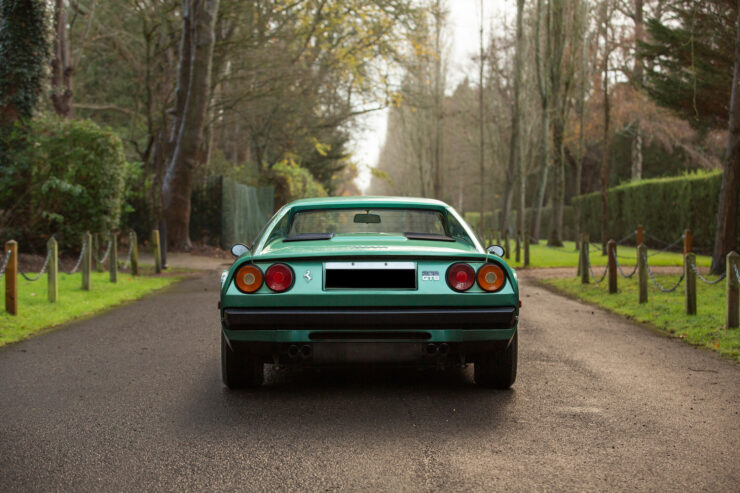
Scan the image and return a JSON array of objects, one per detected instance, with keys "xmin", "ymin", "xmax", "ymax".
[{"xmin": 304, "ymin": 270, "xmax": 312, "ymax": 283}]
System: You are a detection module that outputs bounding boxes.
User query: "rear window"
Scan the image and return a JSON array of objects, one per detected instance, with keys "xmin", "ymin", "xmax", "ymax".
[{"xmin": 289, "ymin": 208, "xmax": 447, "ymax": 236}]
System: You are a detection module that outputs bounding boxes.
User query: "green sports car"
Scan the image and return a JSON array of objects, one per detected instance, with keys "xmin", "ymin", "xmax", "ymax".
[{"xmin": 219, "ymin": 196, "xmax": 519, "ymax": 389}]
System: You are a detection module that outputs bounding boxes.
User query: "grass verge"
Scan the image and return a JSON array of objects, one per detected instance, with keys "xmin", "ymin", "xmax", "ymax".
[
  {"xmin": 0, "ymin": 271, "xmax": 181, "ymax": 346},
  {"xmin": 542, "ymin": 274, "xmax": 739, "ymax": 362},
  {"xmin": 504, "ymin": 241, "xmax": 711, "ymax": 269}
]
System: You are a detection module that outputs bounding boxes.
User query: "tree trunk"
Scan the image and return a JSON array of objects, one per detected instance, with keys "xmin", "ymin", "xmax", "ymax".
[
  {"xmin": 51, "ymin": 0, "xmax": 74, "ymax": 118},
  {"xmin": 600, "ymin": 1, "xmax": 611, "ymax": 254},
  {"xmin": 547, "ymin": 0, "xmax": 566, "ymax": 246},
  {"xmin": 478, "ymin": 0, "xmax": 486, "ymax": 234},
  {"xmin": 162, "ymin": 0, "xmax": 220, "ymax": 251},
  {"xmin": 432, "ymin": 0, "xmax": 444, "ymax": 200},
  {"xmin": 532, "ymin": 0, "xmax": 550, "ymax": 242},
  {"xmin": 711, "ymin": 2, "xmax": 740, "ymax": 274},
  {"xmin": 630, "ymin": 125, "xmax": 643, "ymax": 180},
  {"xmin": 502, "ymin": 0, "xmax": 525, "ymax": 241},
  {"xmin": 630, "ymin": 0, "xmax": 644, "ymax": 182}
]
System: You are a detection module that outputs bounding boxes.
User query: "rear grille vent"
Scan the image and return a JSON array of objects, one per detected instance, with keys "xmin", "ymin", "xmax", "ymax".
[
  {"xmin": 324, "ymin": 261, "xmax": 416, "ymax": 289},
  {"xmin": 309, "ymin": 331, "xmax": 431, "ymax": 341}
]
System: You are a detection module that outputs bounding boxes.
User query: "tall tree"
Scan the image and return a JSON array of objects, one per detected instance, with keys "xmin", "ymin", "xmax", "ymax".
[
  {"xmin": 599, "ymin": 0, "xmax": 613, "ymax": 253},
  {"xmin": 712, "ymin": 0, "xmax": 739, "ymax": 274},
  {"xmin": 501, "ymin": 0, "xmax": 525, "ymax": 243},
  {"xmin": 478, "ymin": 0, "xmax": 486, "ymax": 233},
  {"xmin": 162, "ymin": 0, "xmax": 220, "ymax": 250},
  {"xmin": 532, "ymin": 0, "xmax": 551, "ymax": 241},
  {"xmin": 546, "ymin": 0, "xmax": 570, "ymax": 247}
]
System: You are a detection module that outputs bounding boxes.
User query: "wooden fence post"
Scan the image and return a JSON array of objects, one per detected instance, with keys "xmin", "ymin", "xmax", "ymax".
[
  {"xmin": 685, "ymin": 253, "xmax": 696, "ymax": 315},
  {"xmin": 152, "ymin": 229, "xmax": 162, "ymax": 274},
  {"xmin": 683, "ymin": 229, "xmax": 692, "ymax": 255},
  {"xmin": 580, "ymin": 233, "xmax": 589, "ymax": 284},
  {"xmin": 4, "ymin": 240, "xmax": 17, "ymax": 315},
  {"xmin": 94, "ymin": 233, "xmax": 103, "ymax": 273},
  {"xmin": 47, "ymin": 237, "xmax": 58, "ymax": 303},
  {"xmin": 727, "ymin": 251, "xmax": 739, "ymax": 329},
  {"xmin": 109, "ymin": 231, "xmax": 118, "ymax": 283},
  {"xmin": 515, "ymin": 232, "xmax": 521, "ymax": 263},
  {"xmin": 524, "ymin": 234, "xmax": 530, "ymax": 267},
  {"xmin": 638, "ymin": 244, "xmax": 648, "ymax": 304},
  {"xmin": 636, "ymin": 225, "xmax": 643, "ymax": 246},
  {"xmin": 130, "ymin": 231, "xmax": 139, "ymax": 276},
  {"xmin": 82, "ymin": 232, "xmax": 92, "ymax": 291},
  {"xmin": 608, "ymin": 239, "xmax": 617, "ymax": 294}
]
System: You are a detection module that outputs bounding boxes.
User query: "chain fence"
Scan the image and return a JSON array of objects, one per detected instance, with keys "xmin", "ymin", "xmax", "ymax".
[
  {"xmin": 613, "ymin": 253, "xmax": 638, "ymax": 279},
  {"xmin": 586, "ymin": 250, "xmax": 608, "ymax": 283},
  {"xmin": 0, "ymin": 249, "xmax": 11, "ymax": 278},
  {"xmin": 63, "ymin": 238, "xmax": 87, "ymax": 275},
  {"xmin": 95, "ymin": 239, "xmax": 113, "ymax": 264},
  {"xmin": 642, "ymin": 252, "xmax": 685, "ymax": 293},
  {"xmin": 19, "ymin": 249, "xmax": 52, "ymax": 282},
  {"xmin": 688, "ymin": 262, "xmax": 726, "ymax": 285}
]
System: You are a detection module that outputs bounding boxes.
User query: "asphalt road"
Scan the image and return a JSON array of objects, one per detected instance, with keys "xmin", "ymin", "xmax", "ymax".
[{"xmin": 1, "ymin": 271, "xmax": 738, "ymax": 491}]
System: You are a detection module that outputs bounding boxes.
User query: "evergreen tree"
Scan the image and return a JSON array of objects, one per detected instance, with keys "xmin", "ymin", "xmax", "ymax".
[
  {"xmin": 640, "ymin": 0, "xmax": 737, "ymax": 133},
  {"xmin": 0, "ymin": 0, "xmax": 48, "ymax": 128}
]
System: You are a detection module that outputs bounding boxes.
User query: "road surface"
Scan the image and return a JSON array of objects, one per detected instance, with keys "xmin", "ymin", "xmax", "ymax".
[{"xmin": 1, "ymin": 272, "xmax": 738, "ymax": 491}]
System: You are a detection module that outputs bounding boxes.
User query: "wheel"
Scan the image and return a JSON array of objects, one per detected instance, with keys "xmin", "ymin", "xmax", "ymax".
[
  {"xmin": 221, "ymin": 331, "xmax": 264, "ymax": 389},
  {"xmin": 474, "ymin": 331, "xmax": 517, "ymax": 389}
]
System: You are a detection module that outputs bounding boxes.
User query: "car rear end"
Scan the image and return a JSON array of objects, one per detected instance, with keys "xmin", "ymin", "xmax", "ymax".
[{"xmin": 219, "ymin": 198, "xmax": 519, "ymax": 388}]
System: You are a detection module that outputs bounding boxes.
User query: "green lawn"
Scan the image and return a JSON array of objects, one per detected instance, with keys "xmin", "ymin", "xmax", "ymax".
[
  {"xmin": 0, "ymin": 271, "xmax": 180, "ymax": 346},
  {"xmin": 543, "ymin": 274, "xmax": 739, "ymax": 361},
  {"xmin": 498, "ymin": 241, "xmax": 711, "ymax": 269}
]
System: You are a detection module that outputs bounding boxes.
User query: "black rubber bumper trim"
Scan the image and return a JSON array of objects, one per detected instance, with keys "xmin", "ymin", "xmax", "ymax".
[{"xmin": 223, "ymin": 306, "xmax": 517, "ymax": 331}]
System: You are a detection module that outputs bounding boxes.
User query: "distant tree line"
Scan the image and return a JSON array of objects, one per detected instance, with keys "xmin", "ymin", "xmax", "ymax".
[{"xmin": 369, "ymin": 0, "xmax": 738, "ymax": 274}]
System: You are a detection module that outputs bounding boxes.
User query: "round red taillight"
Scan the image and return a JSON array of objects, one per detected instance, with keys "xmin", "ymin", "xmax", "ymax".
[
  {"xmin": 265, "ymin": 263, "xmax": 294, "ymax": 292},
  {"xmin": 447, "ymin": 263, "xmax": 475, "ymax": 291}
]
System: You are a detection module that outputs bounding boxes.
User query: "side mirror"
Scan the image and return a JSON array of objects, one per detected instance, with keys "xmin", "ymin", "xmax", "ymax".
[
  {"xmin": 487, "ymin": 245, "xmax": 505, "ymax": 257},
  {"xmin": 230, "ymin": 243, "xmax": 250, "ymax": 258}
]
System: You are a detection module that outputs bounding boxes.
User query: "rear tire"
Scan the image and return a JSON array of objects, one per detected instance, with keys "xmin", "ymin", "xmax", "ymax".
[
  {"xmin": 221, "ymin": 332, "xmax": 264, "ymax": 389},
  {"xmin": 474, "ymin": 331, "xmax": 517, "ymax": 389}
]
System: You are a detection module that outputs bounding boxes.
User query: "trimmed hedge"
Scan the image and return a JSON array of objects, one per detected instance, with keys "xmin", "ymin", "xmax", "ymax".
[
  {"xmin": 465, "ymin": 206, "xmax": 576, "ymax": 240},
  {"xmin": 572, "ymin": 171, "xmax": 737, "ymax": 250}
]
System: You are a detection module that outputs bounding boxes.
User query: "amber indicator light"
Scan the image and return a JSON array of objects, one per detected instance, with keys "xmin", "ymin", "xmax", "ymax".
[
  {"xmin": 477, "ymin": 264, "xmax": 505, "ymax": 292},
  {"xmin": 234, "ymin": 265, "xmax": 263, "ymax": 293}
]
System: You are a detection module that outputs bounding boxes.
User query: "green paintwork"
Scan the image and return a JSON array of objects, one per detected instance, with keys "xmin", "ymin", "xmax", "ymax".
[{"xmin": 220, "ymin": 196, "xmax": 518, "ymax": 346}]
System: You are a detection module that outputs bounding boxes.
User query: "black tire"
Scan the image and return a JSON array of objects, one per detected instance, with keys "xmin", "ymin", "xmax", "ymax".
[
  {"xmin": 221, "ymin": 332, "xmax": 264, "ymax": 389},
  {"xmin": 474, "ymin": 331, "xmax": 517, "ymax": 389}
]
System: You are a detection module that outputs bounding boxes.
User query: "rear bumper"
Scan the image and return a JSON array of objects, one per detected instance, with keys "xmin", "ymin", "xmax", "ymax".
[
  {"xmin": 222, "ymin": 306, "xmax": 517, "ymax": 331},
  {"xmin": 221, "ymin": 306, "xmax": 517, "ymax": 364}
]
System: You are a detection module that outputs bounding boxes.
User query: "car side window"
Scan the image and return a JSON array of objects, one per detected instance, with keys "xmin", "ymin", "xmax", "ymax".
[
  {"xmin": 447, "ymin": 213, "xmax": 474, "ymax": 247},
  {"xmin": 264, "ymin": 213, "xmax": 291, "ymax": 246}
]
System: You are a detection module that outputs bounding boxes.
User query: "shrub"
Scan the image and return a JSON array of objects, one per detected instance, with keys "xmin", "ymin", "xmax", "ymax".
[
  {"xmin": 572, "ymin": 170, "xmax": 738, "ymax": 250},
  {"xmin": 0, "ymin": 117, "xmax": 127, "ymax": 250},
  {"xmin": 269, "ymin": 158, "xmax": 327, "ymax": 207}
]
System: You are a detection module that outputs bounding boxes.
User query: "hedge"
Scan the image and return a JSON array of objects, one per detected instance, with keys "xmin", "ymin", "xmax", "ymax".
[
  {"xmin": 465, "ymin": 206, "xmax": 576, "ymax": 240},
  {"xmin": 572, "ymin": 170, "xmax": 737, "ymax": 250}
]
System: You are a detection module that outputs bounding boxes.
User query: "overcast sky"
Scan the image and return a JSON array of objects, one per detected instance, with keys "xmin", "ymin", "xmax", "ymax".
[{"xmin": 351, "ymin": 0, "xmax": 513, "ymax": 192}]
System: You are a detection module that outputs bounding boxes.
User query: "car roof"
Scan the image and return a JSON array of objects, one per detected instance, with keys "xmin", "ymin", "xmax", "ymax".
[{"xmin": 285, "ymin": 196, "xmax": 451, "ymax": 209}]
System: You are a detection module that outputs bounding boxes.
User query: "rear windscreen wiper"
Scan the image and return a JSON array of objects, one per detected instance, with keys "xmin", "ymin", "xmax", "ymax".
[
  {"xmin": 283, "ymin": 233, "xmax": 335, "ymax": 242},
  {"xmin": 404, "ymin": 232, "xmax": 455, "ymax": 242}
]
